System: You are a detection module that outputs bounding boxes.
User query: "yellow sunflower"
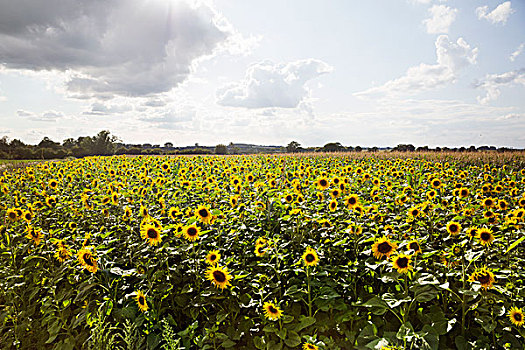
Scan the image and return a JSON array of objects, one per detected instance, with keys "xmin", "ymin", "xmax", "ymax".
[
  {"xmin": 255, "ymin": 244, "xmax": 267, "ymax": 257},
  {"xmin": 481, "ymin": 197, "xmax": 495, "ymax": 209},
  {"xmin": 345, "ymin": 194, "xmax": 359, "ymax": 209},
  {"xmin": 183, "ymin": 224, "xmax": 200, "ymax": 242},
  {"xmin": 206, "ymin": 265, "xmax": 232, "ymax": 290},
  {"xmin": 205, "ymin": 250, "xmax": 221, "ymax": 266},
  {"xmin": 77, "ymin": 248, "xmax": 98, "ymax": 273},
  {"xmin": 302, "ymin": 247, "xmax": 319, "ymax": 267},
  {"xmin": 195, "ymin": 205, "xmax": 212, "ymax": 225},
  {"xmin": 328, "ymin": 199, "xmax": 337, "ymax": 212},
  {"xmin": 392, "ymin": 254, "xmax": 412, "ymax": 274},
  {"xmin": 25, "ymin": 226, "xmax": 43, "ymax": 245},
  {"xmin": 407, "ymin": 240, "xmax": 422, "ymax": 255},
  {"xmin": 509, "ymin": 307, "xmax": 525, "ymax": 327},
  {"xmin": 303, "ymin": 343, "xmax": 318, "ymax": 350},
  {"xmin": 476, "ymin": 227, "xmax": 495, "ymax": 246},
  {"xmin": 6, "ymin": 208, "xmax": 19, "ymax": 222},
  {"xmin": 22, "ymin": 210, "xmax": 33, "ymax": 223},
  {"xmin": 136, "ymin": 290, "xmax": 148, "ymax": 312},
  {"xmin": 54, "ymin": 247, "xmax": 72, "ymax": 263},
  {"xmin": 468, "ymin": 266, "xmax": 495, "ymax": 290},
  {"xmin": 263, "ymin": 301, "xmax": 283, "ymax": 321},
  {"xmin": 316, "ymin": 177, "xmax": 330, "ymax": 190},
  {"xmin": 140, "ymin": 223, "xmax": 162, "ymax": 246},
  {"xmin": 446, "ymin": 221, "xmax": 462, "ymax": 236},
  {"xmin": 372, "ymin": 236, "xmax": 397, "ymax": 259}
]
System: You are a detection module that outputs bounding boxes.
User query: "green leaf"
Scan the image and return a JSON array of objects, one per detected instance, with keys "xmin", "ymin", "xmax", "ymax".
[
  {"xmin": 506, "ymin": 235, "xmax": 525, "ymax": 254},
  {"xmin": 253, "ymin": 336, "xmax": 266, "ymax": 350},
  {"xmin": 221, "ymin": 339, "xmax": 236, "ymax": 348},
  {"xmin": 284, "ymin": 331, "xmax": 301, "ymax": 347},
  {"xmin": 294, "ymin": 315, "xmax": 316, "ymax": 332}
]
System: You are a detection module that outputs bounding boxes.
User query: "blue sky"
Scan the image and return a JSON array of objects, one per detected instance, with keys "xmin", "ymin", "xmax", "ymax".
[{"xmin": 0, "ymin": 0, "xmax": 524, "ymax": 147}]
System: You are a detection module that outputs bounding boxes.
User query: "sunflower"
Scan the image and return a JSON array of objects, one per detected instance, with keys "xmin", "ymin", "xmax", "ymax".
[
  {"xmin": 330, "ymin": 189, "xmax": 341, "ymax": 199},
  {"xmin": 6, "ymin": 208, "xmax": 19, "ymax": 222},
  {"xmin": 22, "ymin": 210, "xmax": 33, "ymax": 223},
  {"xmin": 345, "ymin": 194, "xmax": 359, "ymax": 209},
  {"xmin": 468, "ymin": 266, "xmax": 495, "ymax": 290},
  {"xmin": 509, "ymin": 307, "xmax": 525, "ymax": 327},
  {"xmin": 303, "ymin": 343, "xmax": 318, "ymax": 350},
  {"xmin": 77, "ymin": 248, "xmax": 98, "ymax": 273},
  {"xmin": 407, "ymin": 240, "xmax": 422, "ymax": 255},
  {"xmin": 446, "ymin": 222, "xmax": 462, "ymax": 236},
  {"xmin": 392, "ymin": 254, "xmax": 412, "ymax": 274},
  {"xmin": 206, "ymin": 250, "xmax": 221, "ymax": 266},
  {"xmin": 263, "ymin": 301, "xmax": 283, "ymax": 321},
  {"xmin": 519, "ymin": 198, "xmax": 525, "ymax": 208},
  {"xmin": 329, "ymin": 199, "xmax": 337, "ymax": 212},
  {"xmin": 206, "ymin": 265, "xmax": 232, "ymax": 290},
  {"xmin": 123, "ymin": 206, "xmax": 132, "ymax": 220},
  {"xmin": 407, "ymin": 206, "xmax": 420, "ymax": 218},
  {"xmin": 477, "ymin": 227, "xmax": 495, "ymax": 246},
  {"xmin": 426, "ymin": 190, "xmax": 436, "ymax": 200},
  {"xmin": 302, "ymin": 247, "xmax": 319, "ymax": 267},
  {"xmin": 316, "ymin": 177, "xmax": 330, "ymax": 190},
  {"xmin": 482, "ymin": 197, "xmax": 495, "ymax": 208},
  {"xmin": 25, "ymin": 226, "xmax": 43, "ymax": 245},
  {"xmin": 230, "ymin": 196, "xmax": 239, "ymax": 207},
  {"xmin": 430, "ymin": 178, "xmax": 442, "ymax": 189},
  {"xmin": 372, "ymin": 237, "xmax": 397, "ymax": 259},
  {"xmin": 466, "ymin": 227, "xmax": 478, "ymax": 239},
  {"xmin": 255, "ymin": 244, "xmax": 267, "ymax": 257},
  {"xmin": 48, "ymin": 179, "xmax": 58, "ymax": 190},
  {"xmin": 136, "ymin": 290, "xmax": 148, "ymax": 312},
  {"xmin": 195, "ymin": 205, "xmax": 212, "ymax": 225},
  {"xmin": 140, "ymin": 223, "xmax": 162, "ymax": 246},
  {"xmin": 54, "ymin": 247, "xmax": 72, "ymax": 263},
  {"xmin": 498, "ymin": 200, "xmax": 508, "ymax": 211},
  {"xmin": 183, "ymin": 224, "xmax": 200, "ymax": 242}
]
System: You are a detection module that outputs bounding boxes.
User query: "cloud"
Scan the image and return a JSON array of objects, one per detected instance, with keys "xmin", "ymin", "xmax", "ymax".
[
  {"xmin": 510, "ymin": 43, "xmax": 524, "ymax": 62},
  {"xmin": 0, "ymin": 0, "xmax": 241, "ymax": 99},
  {"xmin": 423, "ymin": 5, "xmax": 458, "ymax": 34},
  {"xmin": 474, "ymin": 68, "xmax": 525, "ymax": 104},
  {"xmin": 17, "ymin": 109, "xmax": 62, "ymax": 122},
  {"xmin": 83, "ymin": 102, "xmax": 133, "ymax": 116},
  {"xmin": 355, "ymin": 35, "xmax": 477, "ymax": 99},
  {"xmin": 476, "ymin": 1, "xmax": 515, "ymax": 25},
  {"xmin": 216, "ymin": 59, "xmax": 333, "ymax": 109}
]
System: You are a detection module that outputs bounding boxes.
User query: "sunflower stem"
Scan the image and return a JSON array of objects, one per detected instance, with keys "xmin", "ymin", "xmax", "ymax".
[
  {"xmin": 306, "ymin": 266, "xmax": 312, "ymax": 318},
  {"xmin": 461, "ymin": 255, "xmax": 466, "ymax": 337}
]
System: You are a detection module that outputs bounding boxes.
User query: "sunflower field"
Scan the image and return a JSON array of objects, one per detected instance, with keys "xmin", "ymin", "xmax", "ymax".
[{"xmin": 1, "ymin": 153, "xmax": 525, "ymax": 350}]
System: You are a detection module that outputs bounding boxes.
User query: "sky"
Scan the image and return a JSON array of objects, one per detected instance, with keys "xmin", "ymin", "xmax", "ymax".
[{"xmin": 0, "ymin": 0, "xmax": 524, "ymax": 148}]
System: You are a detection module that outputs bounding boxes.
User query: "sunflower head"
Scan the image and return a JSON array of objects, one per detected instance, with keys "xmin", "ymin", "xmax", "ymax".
[
  {"xmin": 263, "ymin": 301, "xmax": 283, "ymax": 321},
  {"xmin": 302, "ymin": 343, "xmax": 318, "ymax": 350},
  {"xmin": 302, "ymin": 247, "xmax": 319, "ymax": 267},
  {"xmin": 446, "ymin": 221, "xmax": 462, "ymax": 236},
  {"xmin": 195, "ymin": 205, "xmax": 212, "ymax": 224},
  {"xmin": 78, "ymin": 248, "xmax": 98, "ymax": 273},
  {"xmin": 141, "ymin": 223, "xmax": 162, "ymax": 246},
  {"xmin": 372, "ymin": 236, "xmax": 397, "ymax": 259},
  {"xmin": 316, "ymin": 177, "xmax": 329, "ymax": 190},
  {"xmin": 477, "ymin": 227, "xmax": 495, "ymax": 246},
  {"xmin": 183, "ymin": 224, "xmax": 200, "ymax": 242},
  {"xmin": 136, "ymin": 290, "xmax": 148, "ymax": 312},
  {"xmin": 206, "ymin": 265, "xmax": 232, "ymax": 290},
  {"xmin": 407, "ymin": 240, "xmax": 422, "ymax": 255},
  {"xmin": 392, "ymin": 254, "xmax": 412, "ymax": 274},
  {"xmin": 206, "ymin": 250, "xmax": 221, "ymax": 266},
  {"xmin": 509, "ymin": 307, "xmax": 525, "ymax": 327},
  {"xmin": 468, "ymin": 266, "xmax": 495, "ymax": 290}
]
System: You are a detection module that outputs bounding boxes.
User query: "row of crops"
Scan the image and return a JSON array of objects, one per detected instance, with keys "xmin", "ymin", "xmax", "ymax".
[{"xmin": 1, "ymin": 153, "xmax": 525, "ymax": 349}]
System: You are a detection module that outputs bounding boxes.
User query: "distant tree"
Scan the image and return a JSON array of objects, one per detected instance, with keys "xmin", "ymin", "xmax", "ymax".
[
  {"xmin": 215, "ymin": 144, "xmax": 228, "ymax": 155},
  {"xmin": 164, "ymin": 142, "xmax": 173, "ymax": 148},
  {"xmin": 286, "ymin": 141, "xmax": 301, "ymax": 153},
  {"xmin": 322, "ymin": 142, "xmax": 344, "ymax": 152},
  {"xmin": 93, "ymin": 130, "xmax": 119, "ymax": 155},
  {"xmin": 355, "ymin": 146, "xmax": 362, "ymax": 152},
  {"xmin": 369, "ymin": 146, "xmax": 379, "ymax": 152},
  {"xmin": 37, "ymin": 137, "xmax": 60, "ymax": 149},
  {"xmin": 62, "ymin": 138, "xmax": 76, "ymax": 149}
]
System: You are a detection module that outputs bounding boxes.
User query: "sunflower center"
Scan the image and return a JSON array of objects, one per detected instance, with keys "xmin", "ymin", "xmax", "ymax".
[
  {"xmin": 480, "ymin": 232, "xmax": 491, "ymax": 241},
  {"xmin": 210, "ymin": 254, "xmax": 216, "ymax": 261},
  {"xmin": 349, "ymin": 197, "xmax": 356, "ymax": 205},
  {"xmin": 396, "ymin": 257, "xmax": 408, "ymax": 268},
  {"xmin": 305, "ymin": 253, "xmax": 315, "ymax": 263},
  {"xmin": 83, "ymin": 253, "xmax": 94, "ymax": 266},
  {"xmin": 147, "ymin": 228, "xmax": 158, "ymax": 238},
  {"xmin": 139, "ymin": 296, "xmax": 145, "ymax": 305},
  {"xmin": 378, "ymin": 242, "xmax": 392, "ymax": 254},
  {"xmin": 213, "ymin": 270, "xmax": 226, "ymax": 283},
  {"xmin": 8, "ymin": 212, "xmax": 16, "ymax": 219},
  {"xmin": 188, "ymin": 227, "xmax": 197, "ymax": 236},
  {"xmin": 449, "ymin": 224, "xmax": 458, "ymax": 232},
  {"xmin": 477, "ymin": 273, "xmax": 490, "ymax": 284},
  {"xmin": 409, "ymin": 243, "xmax": 419, "ymax": 251},
  {"xmin": 269, "ymin": 305, "xmax": 278, "ymax": 314},
  {"xmin": 320, "ymin": 180, "xmax": 327, "ymax": 187},
  {"xmin": 515, "ymin": 313, "xmax": 523, "ymax": 321},
  {"xmin": 199, "ymin": 209, "xmax": 209, "ymax": 218}
]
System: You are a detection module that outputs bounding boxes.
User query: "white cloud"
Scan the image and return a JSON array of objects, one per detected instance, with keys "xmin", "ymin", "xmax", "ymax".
[
  {"xmin": 216, "ymin": 59, "xmax": 333, "ymax": 109},
  {"xmin": 83, "ymin": 102, "xmax": 133, "ymax": 116},
  {"xmin": 510, "ymin": 43, "xmax": 524, "ymax": 62},
  {"xmin": 476, "ymin": 1, "xmax": 515, "ymax": 25},
  {"xmin": 355, "ymin": 35, "xmax": 477, "ymax": 99},
  {"xmin": 423, "ymin": 5, "xmax": 457, "ymax": 34},
  {"xmin": 17, "ymin": 109, "xmax": 62, "ymax": 122},
  {"xmin": 474, "ymin": 68, "xmax": 525, "ymax": 104},
  {"xmin": 0, "ymin": 0, "xmax": 246, "ymax": 99}
]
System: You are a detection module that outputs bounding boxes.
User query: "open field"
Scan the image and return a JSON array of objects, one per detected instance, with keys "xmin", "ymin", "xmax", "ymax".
[{"xmin": 1, "ymin": 153, "xmax": 525, "ymax": 349}]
